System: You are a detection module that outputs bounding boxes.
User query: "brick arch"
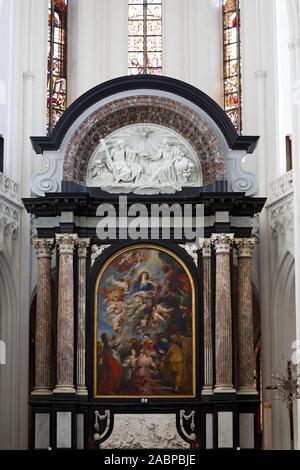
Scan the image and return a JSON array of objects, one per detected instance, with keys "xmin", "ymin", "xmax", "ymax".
[{"xmin": 63, "ymin": 95, "xmax": 226, "ymax": 186}]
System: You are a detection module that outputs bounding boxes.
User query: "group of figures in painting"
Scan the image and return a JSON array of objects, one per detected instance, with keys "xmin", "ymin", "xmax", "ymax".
[
  {"xmin": 95, "ymin": 247, "xmax": 194, "ymax": 397},
  {"xmin": 89, "ymin": 138, "xmax": 197, "ymax": 190}
]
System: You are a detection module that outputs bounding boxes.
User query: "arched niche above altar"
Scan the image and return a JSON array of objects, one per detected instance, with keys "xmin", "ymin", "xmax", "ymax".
[
  {"xmin": 30, "ymin": 75, "xmax": 259, "ymax": 196},
  {"xmin": 86, "ymin": 124, "xmax": 203, "ymax": 195}
]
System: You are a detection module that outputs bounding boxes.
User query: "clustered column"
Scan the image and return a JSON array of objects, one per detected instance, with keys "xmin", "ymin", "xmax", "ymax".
[
  {"xmin": 235, "ymin": 238, "xmax": 257, "ymax": 395},
  {"xmin": 54, "ymin": 234, "xmax": 78, "ymax": 394},
  {"xmin": 76, "ymin": 239, "xmax": 90, "ymax": 395},
  {"xmin": 211, "ymin": 234, "xmax": 235, "ymax": 393},
  {"xmin": 200, "ymin": 239, "xmax": 213, "ymax": 395},
  {"xmin": 32, "ymin": 238, "xmax": 54, "ymax": 395},
  {"xmin": 33, "ymin": 234, "xmax": 91, "ymax": 396},
  {"xmin": 207, "ymin": 233, "xmax": 257, "ymax": 395}
]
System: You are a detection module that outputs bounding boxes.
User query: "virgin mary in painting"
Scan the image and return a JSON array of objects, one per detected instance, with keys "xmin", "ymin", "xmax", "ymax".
[{"xmin": 94, "ymin": 245, "xmax": 195, "ymax": 398}]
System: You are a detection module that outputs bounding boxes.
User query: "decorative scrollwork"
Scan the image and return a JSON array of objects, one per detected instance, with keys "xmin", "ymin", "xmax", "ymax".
[
  {"xmin": 0, "ymin": 175, "xmax": 21, "ymax": 253},
  {"xmin": 93, "ymin": 410, "xmax": 111, "ymax": 444},
  {"xmin": 179, "ymin": 410, "xmax": 196, "ymax": 442},
  {"xmin": 31, "ymin": 154, "xmax": 61, "ymax": 196},
  {"xmin": 179, "ymin": 243, "xmax": 198, "ymax": 267},
  {"xmin": 269, "ymin": 170, "xmax": 293, "ymax": 204}
]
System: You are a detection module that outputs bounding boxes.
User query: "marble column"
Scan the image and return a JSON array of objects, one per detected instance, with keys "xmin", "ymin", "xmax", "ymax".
[
  {"xmin": 211, "ymin": 234, "xmax": 236, "ymax": 393},
  {"xmin": 200, "ymin": 240, "xmax": 213, "ymax": 395},
  {"xmin": 76, "ymin": 239, "xmax": 90, "ymax": 395},
  {"xmin": 235, "ymin": 238, "xmax": 257, "ymax": 395},
  {"xmin": 32, "ymin": 238, "xmax": 54, "ymax": 395},
  {"xmin": 53, "ymin": 234, "xmax": 78, "ymax": 394}
]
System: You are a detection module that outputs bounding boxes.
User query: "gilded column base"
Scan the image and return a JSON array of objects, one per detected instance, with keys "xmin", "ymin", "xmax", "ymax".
[
  {"xmin": 31, "ymin": 388, "xmax": 53, "ymax": 396},
  {"xmin": 53, "ymin": 385, "xmax": 76, "ymax": 394}
]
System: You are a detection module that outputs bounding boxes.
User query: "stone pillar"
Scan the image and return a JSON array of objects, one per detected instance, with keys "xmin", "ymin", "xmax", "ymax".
[
  {"xmin": 32, "ymin": 238, "xmax": 54, "ymax": 395},
  {"xmin": 211, "ymin": 234, "xmax": 236, "ymax": 393},
  {"xmin": 200, "ymin": 239, "xmax": 213, "ymax": 395},
  {"xmin": 235, "ymin": 238, "xmax": 257, "ymax": 395},
  {"xmin": 53, "ymin": 234, "xmax": 78, "ymax": 394},
  {"xmin": 76, "ymin": 239, "xmax": 90, "ymax": 395}
]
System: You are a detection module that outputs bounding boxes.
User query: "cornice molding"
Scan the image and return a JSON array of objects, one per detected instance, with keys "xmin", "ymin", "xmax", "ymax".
[{"xmin": 23, "ymin": 191, "xmax": 267, "ymax": 218}]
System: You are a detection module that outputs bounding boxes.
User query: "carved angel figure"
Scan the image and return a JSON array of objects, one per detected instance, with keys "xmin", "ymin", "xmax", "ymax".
[{"xmin": 101, "ymin": 139, "xmax": 143, "ymax": 184}]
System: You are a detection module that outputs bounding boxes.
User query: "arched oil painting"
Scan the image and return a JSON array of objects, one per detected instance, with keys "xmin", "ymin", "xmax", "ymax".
[{"xmin": 93, "ymin": 244, "xmax": 196, "ymax": 398}]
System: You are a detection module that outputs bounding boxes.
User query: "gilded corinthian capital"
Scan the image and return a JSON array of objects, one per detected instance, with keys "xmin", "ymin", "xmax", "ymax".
[
  {"xmin": 55, "ymin": 234, "xmax": 78, "ymax": 254},
  {"xmin": 198, "ymin": 239, "xmax": 212, "ymax": 258},
  {"xmin": 32, "ymin": 238, "xmax": 54, "ymax": 258},
  {"xmin": 235, "ymin": 238, "xmax": 257, "ymax": 258},
  {"xmin": 78, "ymin": 238, "xmax": 90, "ymax": 258},
  {"xmin": 211, "ymin": 234, "xmax": 234, "ymax": 254}
]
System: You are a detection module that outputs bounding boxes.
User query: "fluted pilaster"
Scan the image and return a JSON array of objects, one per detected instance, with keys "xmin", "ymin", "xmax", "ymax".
[{"xmin": 76, "ymin": 239, "xmax": 90, "ymax": 395}]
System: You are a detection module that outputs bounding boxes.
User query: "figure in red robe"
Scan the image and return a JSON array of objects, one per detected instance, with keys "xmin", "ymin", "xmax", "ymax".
[{"xmin": 98, "ymin": 333, "xmax": 123, "ymax": 395}]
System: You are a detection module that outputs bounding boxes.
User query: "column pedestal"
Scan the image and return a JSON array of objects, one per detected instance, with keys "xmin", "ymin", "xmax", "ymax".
[{"xmin": 201, "ymin": 240, "xmax": 213, "ymax": 395}]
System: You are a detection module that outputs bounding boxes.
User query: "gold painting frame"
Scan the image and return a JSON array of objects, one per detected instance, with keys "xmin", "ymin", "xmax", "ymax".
[{"xmin": 93, "ymin": 244, "xmax": 196, "ymax": 399}]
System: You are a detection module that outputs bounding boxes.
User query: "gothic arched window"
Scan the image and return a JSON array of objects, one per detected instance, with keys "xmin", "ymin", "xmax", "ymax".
[
  {"xmin": 223, "ymin": 0, "xmax": 242, "ymax": 133},
  {"xmin": 128, "ymin": 0, "xmax": 162, "ymax": 75},
  {"xmin": 47, "ymin": 0, "xmax": 68, "ymax": 134}
]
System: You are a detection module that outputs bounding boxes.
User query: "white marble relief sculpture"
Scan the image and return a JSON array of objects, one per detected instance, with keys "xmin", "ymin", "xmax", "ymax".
[
  {"xmin": 87, "ymin": 124, "xmax": 202, "ymax": 195},
  {"xmin": 99, "ymin": 414, "xmax": 190, "ymax": 449}
]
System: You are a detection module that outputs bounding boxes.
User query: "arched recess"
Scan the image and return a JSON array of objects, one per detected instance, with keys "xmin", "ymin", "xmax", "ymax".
[
  {"xmin": 87, "ymin": 241, "xmax": 200, "ymax": 447},
  {"xmin": 0, "ymin": 252, "xmax": 18, "ymax": 449},
  {"xmin": 271, "ymin": 251, "xmax": 296, "ymax": 450}
]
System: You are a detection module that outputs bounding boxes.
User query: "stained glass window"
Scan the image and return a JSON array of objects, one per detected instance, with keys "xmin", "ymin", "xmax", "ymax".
[
  {"xmin": 47, "ymin": 0, "xmax": 68, "ymax": 134},
  {"xmin": 128, "ymin": 0, "xmax": 162, "ymax": 75},
  {"xmin": 223, "ymin": 0, "xmax": 242, "ymax": 133}
]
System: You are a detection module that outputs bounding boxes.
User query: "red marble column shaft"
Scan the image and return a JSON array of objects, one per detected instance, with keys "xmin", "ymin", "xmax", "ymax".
[{"xmin": 32, "ymin": 238, "xmax": 54, "ymax": 395}]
